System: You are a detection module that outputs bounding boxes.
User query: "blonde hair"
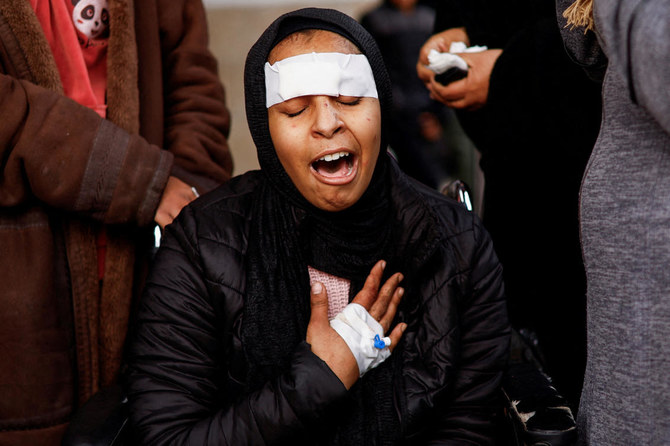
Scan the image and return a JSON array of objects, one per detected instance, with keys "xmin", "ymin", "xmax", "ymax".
[{"xmin": 563, "ymin": 0, "xmax": 594, "ymax": 33}]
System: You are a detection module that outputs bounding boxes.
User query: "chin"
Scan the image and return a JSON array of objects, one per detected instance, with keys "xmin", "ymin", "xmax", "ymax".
[
  {"xmin": 317, "ymin": 194, "xmax": 361, "ymax": 212},
  {"xmin": 301, "ymin": 181, "xmax": 367, "ymax": 212}
]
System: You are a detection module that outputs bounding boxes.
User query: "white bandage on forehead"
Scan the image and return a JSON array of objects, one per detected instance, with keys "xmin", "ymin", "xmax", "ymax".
[
  {"xmin": 264, "ymin": 52, "xmax": 378, "ymax": 108},
  {"xmin": 329, "ymin": 303, "xmax": 391, "ymax": 377}
]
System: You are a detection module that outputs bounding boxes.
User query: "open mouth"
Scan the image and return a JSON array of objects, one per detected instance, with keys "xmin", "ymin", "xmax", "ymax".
[{"xmin": 311, "ymin": 151, "xmax": 356, "ymax": 183}]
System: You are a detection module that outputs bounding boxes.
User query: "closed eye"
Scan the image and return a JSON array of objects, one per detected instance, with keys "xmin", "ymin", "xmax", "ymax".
[
  {"xmin": 286, "ymin": 108, "xmax": 306, "ymax": 118},
  {"xmin": 277, "ymin": 97, "xmax": 308, "ymax": 117},
  {"xmin": 338, "ymin": 96, "xmax": 361, "ymax": 106}
]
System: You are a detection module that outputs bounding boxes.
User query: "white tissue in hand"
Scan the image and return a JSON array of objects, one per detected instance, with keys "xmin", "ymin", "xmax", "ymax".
[
  {"xmin": 427, "ymin": 49, "xmax": 467, "ymax": 74},
  {"xmin": 329, "ymin": 303, "xmax": 390, "ymax": 376},
  {"xmin": 448, "ymin": 42, "xmax": 488, "ymax": 54},
  {"xmin": 427, "ymin": 42, "xmax": 488, "ymax": 74}
]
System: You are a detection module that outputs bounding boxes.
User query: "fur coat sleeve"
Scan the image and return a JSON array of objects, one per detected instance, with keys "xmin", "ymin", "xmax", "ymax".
[
  {"xmin": 152, "ymin": 0, "xmax": 233, "ymax": 192},
  {"xmin": 0, "ymin": 72, "xmax": 172, "ymax": 226},
  {"xmin": 0, "ymin": 0, "xmax": 233, "ymax": 224}
]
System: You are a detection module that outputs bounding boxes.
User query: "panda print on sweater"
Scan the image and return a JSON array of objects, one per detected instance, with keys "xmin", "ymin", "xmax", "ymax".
[{"xmin": 72, "ymin": 0, "xmax": 109, "ymax": 40}]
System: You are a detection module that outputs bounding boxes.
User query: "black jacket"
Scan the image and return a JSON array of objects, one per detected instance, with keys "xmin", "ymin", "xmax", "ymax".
[
  {"xmin": 433, "ymin": 0, "xmax": 602, "ymax": 409},
  {"xmin": 125, "ymin": 163, "xmax": 509, "ymax": 445}
]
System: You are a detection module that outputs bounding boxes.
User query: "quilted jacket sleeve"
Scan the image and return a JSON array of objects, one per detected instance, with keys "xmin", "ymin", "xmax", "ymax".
[
  {"xmin": 124, "ymin": 206, "xmax": 348, "ymax": 445},
  {"xmin": 424, "ymin": 217, "xmax": 510, "ymax": 445},
  {"xmin": 0, "ymin": 74, "xmax": 172, "ymax": 226}
]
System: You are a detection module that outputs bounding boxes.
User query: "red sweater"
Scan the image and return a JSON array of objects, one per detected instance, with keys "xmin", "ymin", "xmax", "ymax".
[{"xmin": 31, "ymin": 0, "xmax": 110, "ymax": 277}]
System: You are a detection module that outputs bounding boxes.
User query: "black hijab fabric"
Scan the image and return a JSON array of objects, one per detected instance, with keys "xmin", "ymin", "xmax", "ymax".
[{"xmin": 241, "ymin": 8, "xmax": 405, "ymax": 445}]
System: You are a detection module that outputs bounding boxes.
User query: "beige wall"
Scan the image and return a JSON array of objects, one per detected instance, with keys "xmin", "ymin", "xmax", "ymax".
[{"xmin": 205, "ymin": 2, "xmax": 379, "ymax": 176}]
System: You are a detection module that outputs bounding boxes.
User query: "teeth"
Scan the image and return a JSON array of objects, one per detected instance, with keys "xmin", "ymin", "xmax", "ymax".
[{"xmin": 319, "ymin": 151, "xmax": 349, "ymax": 162}]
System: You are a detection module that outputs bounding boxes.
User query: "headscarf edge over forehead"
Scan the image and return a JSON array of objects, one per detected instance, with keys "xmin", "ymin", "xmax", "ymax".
[{"xmin": 244, "ymin": 8, "xmax": 393, "ymax": 203}]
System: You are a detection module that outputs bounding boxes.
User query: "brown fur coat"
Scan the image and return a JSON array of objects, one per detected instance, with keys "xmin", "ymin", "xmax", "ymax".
[{"xmin": 0, "ymin": 0, "xmax": 231, "ymax": 444}]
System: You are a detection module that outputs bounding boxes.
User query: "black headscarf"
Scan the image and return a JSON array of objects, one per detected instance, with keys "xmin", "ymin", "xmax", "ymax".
[{"xmin": 241, "ymin": 8, "xmax": 408, "ymax": 445}]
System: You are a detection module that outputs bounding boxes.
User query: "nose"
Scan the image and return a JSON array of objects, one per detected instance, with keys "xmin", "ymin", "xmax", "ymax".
[{"xmin": 312, "ymin": 97, "xmax": 343, "ymax": 138}]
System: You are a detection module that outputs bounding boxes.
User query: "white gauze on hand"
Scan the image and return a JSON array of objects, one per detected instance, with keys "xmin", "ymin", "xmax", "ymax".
[{"xmin": 329, "ymin": 303, "xmax": 392, "ymax": 377}]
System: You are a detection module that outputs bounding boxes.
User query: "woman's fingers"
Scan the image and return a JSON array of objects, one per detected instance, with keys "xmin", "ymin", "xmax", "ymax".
[
  {"xmin": 429, "ymin": 77, "xmax": 467, "ymax": 104},
  {"xmin": 307, "ymin": 282, "xmax": 329, "ymax": 331},
  {"xmin": 387, "ymin": 322, "xmax": 407, "ymax": 353},
  {"xmin": 377, "ymin": 285, "xmax": 404, "ymax": 332},
  {"xmin": 354, "ymin": 260, "xmax": 386, "ymax": 309},
  {"xmin": 353, "ymin": 261, "xmax": 405, "ymax": 324},
  {"xmin": 368, "ymin": 272, "xmax": 404, "ymax": 320},
  {"xmin": 351, "ymin": 260, "xmax": 406, "ymax": 334}
]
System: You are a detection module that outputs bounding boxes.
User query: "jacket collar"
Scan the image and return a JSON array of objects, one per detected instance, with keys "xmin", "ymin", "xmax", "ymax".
[{"xmin": 0, "ymin": 0, "xmax": 62, "ymax": 92}]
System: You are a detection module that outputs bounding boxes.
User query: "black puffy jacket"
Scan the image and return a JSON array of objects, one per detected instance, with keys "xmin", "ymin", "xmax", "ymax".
[{"xmin": 125, "ymin": 162, "xmax": 509, "ymax": 445}]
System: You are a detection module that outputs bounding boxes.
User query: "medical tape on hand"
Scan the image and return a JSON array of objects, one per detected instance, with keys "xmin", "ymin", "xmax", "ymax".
[
  {"xmin": 264, "ymin": 52, "xmax": 378, "ymax": 108},
  {"xmin": 329, "ymin": 303, "xmax": 391, "ymax": 377}
]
